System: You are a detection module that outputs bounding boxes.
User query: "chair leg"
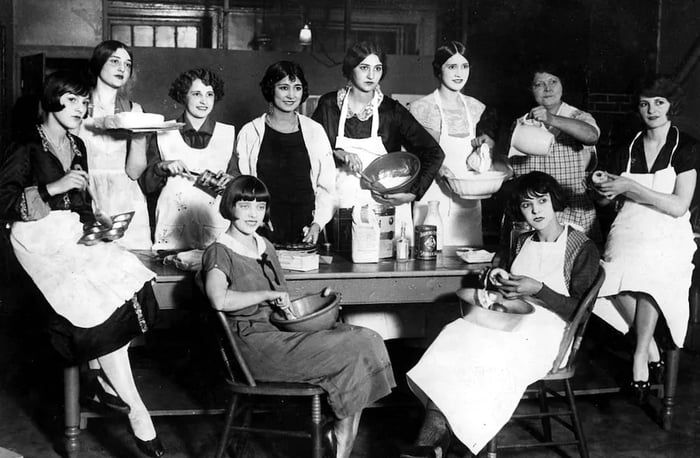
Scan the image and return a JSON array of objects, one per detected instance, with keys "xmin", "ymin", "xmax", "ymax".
[
  {"xmin": 215, "ymin": 395, "xmax": 239, "ymax": 458},
  {"xmin": 63, "ymin": 365, "xmax": 81, "ymax": 458},
  {"xmin": 310, "ymin": 394, "xmax": 323, "ymax": 458},
  {"xmin": 564, "ymin": 379, "xmax": 589, "ymax": 458},
  {"xmin": 661, "ymin": 348, "xmax": 680, "ymax": 431},
  {"xmin": 486, "ymin": 436, "xmax": 498, "ymax": 458},
  {"xmin": 537, "ymin": 380, "xmax": 552, "ymax": 441}
]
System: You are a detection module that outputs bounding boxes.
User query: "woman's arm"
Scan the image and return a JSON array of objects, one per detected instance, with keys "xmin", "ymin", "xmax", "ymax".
[
  {"xmin": 530, "ymin": 106, "xmax": 599, "ymax": 145},
  {"xmin": 137, "ymin": 136, "xmax": 168, "ymax": 195},
  {"xmin": 124, "ymin": 103, "xmax": 148, "ymax": 179},
  {"xmin": 205, "ymin": 267, "xmax": 289, "ymax": 312}
]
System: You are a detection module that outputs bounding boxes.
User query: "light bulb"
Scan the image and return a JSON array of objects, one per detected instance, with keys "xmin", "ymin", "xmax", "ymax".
[{"xmin": 299, "ymin": 24, "xmax": 312, "ymax": 46}]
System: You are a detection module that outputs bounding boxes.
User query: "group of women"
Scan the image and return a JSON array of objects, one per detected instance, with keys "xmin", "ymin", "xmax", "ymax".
[{"xmin": 0, "ymin": 34, "xmax": 696, "ymax": 458}]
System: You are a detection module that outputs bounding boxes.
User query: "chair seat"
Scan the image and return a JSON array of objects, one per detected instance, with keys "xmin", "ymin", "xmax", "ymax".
[
  {"xmin": 543, "ymin": 366, "xmax": 576, "ymax": 381},
  {"xmin": 226, "ymin": 379, "xmax": 326, "ymax": 397}
]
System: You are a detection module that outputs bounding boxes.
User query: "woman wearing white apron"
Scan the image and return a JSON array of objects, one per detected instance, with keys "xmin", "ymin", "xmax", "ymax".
[
  {"xmin": 410, "ymin": 41, "xmax": 500, "ymax": 246},
  {"xmin": 402, "ymin": 172, "xmax": 600, "ymax": 458},
  {"xmin": 592, "ymin": 76, "xmax": 698, "ymax": 403},
  {"xmin": 139, "ymin": 68, "xmax": 234, "ymax": 251},
  {"xmin": 77, "ymin": 40, "xmax": 152, "ymax": 249},
  {"xmin": 0, "ymin": 72, "xmax": 164, "ymax": 457},
  {"xmin": 312, "ymin": 41, "xmax": 444, "ymax": 339}
]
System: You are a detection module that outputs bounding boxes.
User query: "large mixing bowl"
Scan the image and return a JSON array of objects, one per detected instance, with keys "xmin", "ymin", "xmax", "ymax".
[
  {"xmin": 360, "ymin": 152, "xmax": 421, "ymax": 194},
  {"xmin": 270, "ymin": 291, "xmax": 341, "ymax": 332},
  {"xmin": 456, "ymin": 288, "xmax": 534, "ymax": 332}
]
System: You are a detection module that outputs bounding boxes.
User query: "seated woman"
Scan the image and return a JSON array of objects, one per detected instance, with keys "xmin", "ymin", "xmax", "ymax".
[
  {"xmin": 139, "ymin": 67, "xmax": 235, "ymax": 250},
  {"xmin": 403, "ymin": 171, "xmax": 600, "ymax": 458},
  {"xmin": 201, "ymin": 175, "xmax": 395, "ymax": 458},
  {"xmin": 592, "ymin": 75, "xmax": 698, "ymax": 403},
  {"xmin": 234, "ymin": 61, "xmax": 335, "ymax": 244},
  {"xmin": 0, "ymin": 71, "xmax": 163, "ymax": 457}
]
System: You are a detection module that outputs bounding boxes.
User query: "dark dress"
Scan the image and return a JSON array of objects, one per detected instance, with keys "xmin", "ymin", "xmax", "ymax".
[
  {"xmin": 0, "ymin": 127, "xmax": 157, "ymax": 364},
  {"xmin": 202, "ymin": 235, "xmax": 396, "ymax": 418},
  {"xmin": 257, "ymin": 126, "xmax": 315, "ymax": 243}
]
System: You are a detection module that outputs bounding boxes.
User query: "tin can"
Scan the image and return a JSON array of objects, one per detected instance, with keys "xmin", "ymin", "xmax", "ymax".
[
  {"xmin": 373, "ymin": 204, "xmax": 395, "ymax": 259},
  {"xmin": 414, "ymin": 225, "xmax": 437, "ymax": 260}
]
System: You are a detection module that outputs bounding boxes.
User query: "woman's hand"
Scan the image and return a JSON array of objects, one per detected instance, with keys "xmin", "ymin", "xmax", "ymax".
[
  {"xmin": 471, "ymin": 134, "xmax": 495, "ymax": 150},
  {"xmin": 268, "ymin": 290, "xmax": 291, "ymax": 308},
  {"xmin": 438, "ymin": 165, "xmax": 456, "ymax": 179},
  {"xmin": 372, "ymin": 192, "xmax": 416, "ymax": 206},
  {"xmin": 488, "ymin": 267, "xmax": 510, "ymax": 286},
  {"xmin": 302, "ymin": 223, "xmax": 321, "ymax": 244},
  {"xmin": 594, "ymin": 173, "xmax": 636, "ymax": 200},
  {"xmin": 334, "ymin": 149, "xmax": 363, "ymax": 173},
  {"xmin": 157, "ymin": 160, "xmax": 191, "ymax": 177},
  {"xmin": 45, "ymin": 169, "xmax": 89, "ymax": 196},
  {"xmin": 528, "ymin": 106, "xmax": 552, "ymax": 125},
  {"xmin": 497, "ymin": 274, "xmax": 542, "ymax": 298}
]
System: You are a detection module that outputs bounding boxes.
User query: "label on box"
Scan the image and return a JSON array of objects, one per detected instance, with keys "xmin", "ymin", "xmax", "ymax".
[{"xmin": 278, "ymin": 250, "xmax": 319, "ymax": 271}]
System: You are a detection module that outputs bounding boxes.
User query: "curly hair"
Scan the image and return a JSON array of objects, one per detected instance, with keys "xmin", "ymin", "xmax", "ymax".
[
  {"xmin": 635, "ymin": 74, "xmax": 684, "ymax": 117},
  {"xmin": 342, "ymin": 41, "xmax": 387, "ymax": 81},
  {"xmin": 507, "ymin": 171, "xmax": 568, "ymax": 222},
  {"xmin": 432, "ymin": 41, "xmax": 469, "ymax": 78},
  {"xmin": 259, "ymin": 61, "xmax": 309, "ymax": 104},
  {"xmin": 168, "ymin": 68, "xmax": 225, "ymax": 105}
]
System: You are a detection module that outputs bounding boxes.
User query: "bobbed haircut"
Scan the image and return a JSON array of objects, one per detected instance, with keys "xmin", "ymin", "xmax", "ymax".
[
  {"xmin": 529, "ymin": 60, "xmax": 567, "ymax": 90},
  {"xmin": 635, "ymin": 74, "xmax": 684, "ymax": 117},
  {"xmin": 342, "ymin": 41, "xmax": 387, "ymax": 80},
  {"xmin": 41, "ymin": 70, "xmax": 91, "ymax": 113},
  {"xmin": 259, "ymin": 61, "xmax": 309, "ymax": 104},
  {"xmin": 432, "ymin": 41, "xmax": 468, "ymax": 78},
  {"xmin": 219, "ymin": 175, "xmax": 271, "ymax": 223},
  {"xmin": 168, "ymin": 67, "xmax": 225, "ymax": 105},
  {"xmin": 88, "ymin": 40, "xmax": 133, "ymax": 85},
  {"xmin": 507, "ymin": 171, "xmax": 568, "ymax": 221}
]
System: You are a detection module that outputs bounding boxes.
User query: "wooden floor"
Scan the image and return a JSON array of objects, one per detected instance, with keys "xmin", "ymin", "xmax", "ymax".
[{"xmin": 2, "ymin": 289, "xmax": 700, "ymax": 458}]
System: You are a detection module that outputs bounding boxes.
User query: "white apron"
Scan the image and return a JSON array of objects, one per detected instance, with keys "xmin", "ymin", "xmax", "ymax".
[
  {"xmin": 152, "ymin": 122, "xmax": 234, "ymax": 251},
  {"xmin": 78, "ymin": 110, "xmax": 152, "ymax": 249},
  {"xmin": 414, "ymin": 90, "xmax": 482, "ymax": 246},
  {"xmin": 10, "ymin": 211, "xmax": 155, "ymax": 328},
  {"xmin": 335, "ymin": 92, "xmax": 417, "ymax": 339},
  {"xmin": 595, "ymin": 128, "xmax": 695, "ymax": 346},
  {"xmin": 407, "ymin": 229, "xmax": 569, "ymax": 454}
]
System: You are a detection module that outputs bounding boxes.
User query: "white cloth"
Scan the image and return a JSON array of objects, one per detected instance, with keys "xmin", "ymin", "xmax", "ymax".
[
  {"xmin": 413, "ymin": 90, "xmax": 482, "ymax": 246},
  {"xmin": 235, "ymin": 113, "xmax": 336, "ymax": 228},
  {"xmin": 77, "ymin": 102, "xmax": 152, "ymax": 249},
  {"xmin": 407, "ymin": 228, "xmax": 569, "ymax": 454},
  {"xmin": 152, "ymin": 122, "xmax": 235, "ymax": 250},
  {"xmin": 10, "ymin": 211, "xmax": 155, "ymax": 328},
  {"xmin": 595, "ymin": 129, "xmax": 695, "ymax": 346}
]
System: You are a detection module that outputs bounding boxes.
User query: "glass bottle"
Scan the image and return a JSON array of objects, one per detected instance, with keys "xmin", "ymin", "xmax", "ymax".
[
  {"xmin": 423, "ymin": 200, "xmax": 444, "ymax": 251},
  {"xmin": 396, "ymin": 222, "xmax": 409, "ymax": 262}
]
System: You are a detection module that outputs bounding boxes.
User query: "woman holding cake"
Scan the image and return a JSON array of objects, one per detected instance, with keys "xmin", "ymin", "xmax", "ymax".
[
  {"xmin": 139, "ymin": 68, "xmax": 235, "ymax": 250},
  {"xmin": 76, "ymin": 40, "xmax": 152, "ymax": 249}
]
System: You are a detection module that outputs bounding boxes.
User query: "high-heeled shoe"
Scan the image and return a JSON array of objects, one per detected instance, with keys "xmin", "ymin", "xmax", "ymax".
[
  {"xmin": 649, "ymin": 360, "xmax": 665, "ymax": 385},
  {"xmin": 629, "ymin": 380, "xmax": 651, "ymax": 405},
  {"xmin": 80, "ymin": 372, "xmax": 130, "ymax": 414},
  {"xmin": 135, "ymin": 436, "xmax": 165, "ymax": 457}
]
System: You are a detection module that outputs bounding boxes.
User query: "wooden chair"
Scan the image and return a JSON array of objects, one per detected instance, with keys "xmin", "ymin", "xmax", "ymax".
[
  {"xmin": 486, "ymin": 268, "xmax": 606, "ymax": 458},
  {"xmin": 210, "ymin": 310, "xmax": 333, "ymax": 458}
]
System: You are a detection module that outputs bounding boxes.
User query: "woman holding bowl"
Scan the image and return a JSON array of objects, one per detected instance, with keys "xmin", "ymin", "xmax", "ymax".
[
  {"xmin": 234, "ymin": 61, "xmax": 335, "ymax": 245},
  {"xmin": 409, "ymin": 41, "xmax": 500, "ymax": 246},
  {"xmin": 77, "ymin": 40, "xmax": 152, "ymax": 248},
  {"xmin": 592, "ymin": 75, "xmax": 698, "ymax": 403},
  {"xmin": 508, "ymin": 63, "xmax": 601, "ymax": 243}
]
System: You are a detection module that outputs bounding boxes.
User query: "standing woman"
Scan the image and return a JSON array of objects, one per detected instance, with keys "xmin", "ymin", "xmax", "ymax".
[
  {"xmin": 139, "ymin": 68, "xmax": 235, "ymax": 250},
  {"xmin": 77, "ymin": 40, "xmax": 152, "ymax": 248},
  {"xmin": 593, "ymin": 76, "xmax": 697, "ymax": 402},
  {"xmin": 0, "ymin": 71, "xmax": 163, "ymax": 457},
  {"xmin": 312, "ymin": 41, "xmax": 444, "ymax": 239},
  {"xmin": 234, "ymin": 61, "xmax": 335, "ymax": 245},
  {"xmin": 508, "ymin": 63, "xmax": 601, "ymax": 242},
  {"xmin": 409, "ymin": 41, "xmax": 499, "ymax": 246}
]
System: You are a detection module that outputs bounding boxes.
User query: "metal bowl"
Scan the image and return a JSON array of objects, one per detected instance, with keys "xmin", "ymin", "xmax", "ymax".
[
  {"xmin": 456, "ymin": 288, "xmax": 534, "ymax": 332},
  {"xmin": 270, "ymin": 291, "xmax": 341, "ymax": 332},
  {"xmin": 361, "ymin": 152, "xmax": 421, "ymax": 194}
]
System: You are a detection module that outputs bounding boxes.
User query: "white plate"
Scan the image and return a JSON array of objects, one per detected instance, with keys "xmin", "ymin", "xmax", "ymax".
[
  {"xmin": 456, "ymin": 249, "xmax": 495, "ymax": 263},
  {"xmin": 114, "ymin": 122, "xmax": 185, "ymax": 133}
]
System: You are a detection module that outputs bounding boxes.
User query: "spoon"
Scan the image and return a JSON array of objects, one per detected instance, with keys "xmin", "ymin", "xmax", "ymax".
[
  {"xmin": 73, "ymin": 165, "xmax": 112, "ymax": 229},
  {"xmin": 358, "ymin": 170, "xmax": 387, "ymax": 193}
]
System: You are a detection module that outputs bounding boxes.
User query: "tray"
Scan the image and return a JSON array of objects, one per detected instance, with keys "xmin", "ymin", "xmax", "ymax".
[
  {"xmin": 110, "ymin": 122, "xmax": 185, "ymax": 133},
  {"xmin": 77, "ymin": 212, "xmax": 135, "ymax": 246}
]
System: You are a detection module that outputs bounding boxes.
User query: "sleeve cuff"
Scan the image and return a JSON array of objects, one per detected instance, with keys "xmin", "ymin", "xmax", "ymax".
[{"xmin": 21, "ymin": 186, "xmax": 51, "ymax": 221}]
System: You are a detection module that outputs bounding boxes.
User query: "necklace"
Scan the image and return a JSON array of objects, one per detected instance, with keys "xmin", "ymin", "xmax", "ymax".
[
  {"xmin": 266, "ymin": 113, "xmax": 299, "ymax": 133},
  {"xmin": 38, "ymin": 125, "xmax": 74, "ymax": 171}
]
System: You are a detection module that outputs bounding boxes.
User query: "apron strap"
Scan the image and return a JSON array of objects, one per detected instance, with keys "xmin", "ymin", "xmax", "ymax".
[
  {"xmin": 337, "ymin": 88, "xmax": 380, "ymax": 140},
  {"xmin": 626, "ymin": 126, "xmax": 680, "ymax": 173}
]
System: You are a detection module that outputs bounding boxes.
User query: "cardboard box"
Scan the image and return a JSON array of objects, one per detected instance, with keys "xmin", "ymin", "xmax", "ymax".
[{"xmin": 278, "ymin": 250, "xmax": 319, "ymax": 272}]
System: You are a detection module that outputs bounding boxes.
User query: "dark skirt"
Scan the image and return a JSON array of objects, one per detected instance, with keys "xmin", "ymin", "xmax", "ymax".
[
  {"xmin": 47, "ymin": 281, "xmax": 159, "ymax": 364},
  {"xmin": 230, "ymin": 317, "xmax": 396, "ymax": 418}
]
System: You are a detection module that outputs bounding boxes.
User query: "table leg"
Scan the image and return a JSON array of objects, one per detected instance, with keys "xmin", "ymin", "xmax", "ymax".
[
  {"xmin": 661, "ymin": 348, "xmax": 680, "ymax": 431},
  {"xmin": 63, "ymin": 365, "xmax": 81, "ymax": 457}
]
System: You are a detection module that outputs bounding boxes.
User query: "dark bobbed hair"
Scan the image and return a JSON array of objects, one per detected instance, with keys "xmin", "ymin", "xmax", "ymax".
[
  {"xmin": 168, "ymin": 68, "xmax": 225, "ymax": 105},
  {"xmin": 219, "ymin": 175, "xmax": 271, "ymax": 223},
  {"xmin": 529, "ymin": 60, "xmax": 567, "ymax": 90},
  {"xmin": 432, "ymin": 41, "xmax": 468, "ymax": 78},
  {"xmin": 507, "ymin": 171, "xmax": 568, "ymax": 221},
  {"xmin": 88, "ymin": 40, "xmax": 133, "ymax": 85},
  {"xmin": 342, "ymin": 41, "xmax": 387, "ymax": 81},
  {"xmin": 635, "ymin": 74, "xmax": 684, "ymax": 117},
  {"xmin": 259, "ymin": 61, "xmax": 309, "ymax": 104},
  {"xmin": 41, "ymin": 70, "xmax": 91, "ymax": 113}
]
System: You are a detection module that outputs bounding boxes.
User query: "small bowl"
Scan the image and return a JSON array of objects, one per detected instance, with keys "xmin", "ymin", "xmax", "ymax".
[
  {"xmin": 78, "ymin": 232, "xmax": 103, "ymax": 246},
  {"xmin": 445, "ymin": 170, "xmax": 508, "ymax": 200},
  {"xmin": 270, "ymin": 291, "xmax": 341, "ymax": 332},
  {"xmin": 361, "ymin": 152, "xmax": 421, "ymax": 194},
  {"xmin": 456, "ymin": 288, "xmax": 534, "ymax": 332},
  {"xmin": 112, "ymin": 212, "xmax": 135, "ymax": 223}
]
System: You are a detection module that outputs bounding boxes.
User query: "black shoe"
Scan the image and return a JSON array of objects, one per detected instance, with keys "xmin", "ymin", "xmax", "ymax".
[
  {"xmin": 80, "ymin": 374, "xmax": 131, "ymax": 414},
  {"xmin": 399, "ymin": 445, "xmax": 439, "ymax": 458},
  {"xmin": 135, "ymin": 436, "xmax": 165, "ymax": 457},
  {"xmin": 649, "ymin": 360, "xmax": 665, "ymax": 385},
  {"xmin": 629, "ymin": 380, "xmax": 651, "ymax": 405}
]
